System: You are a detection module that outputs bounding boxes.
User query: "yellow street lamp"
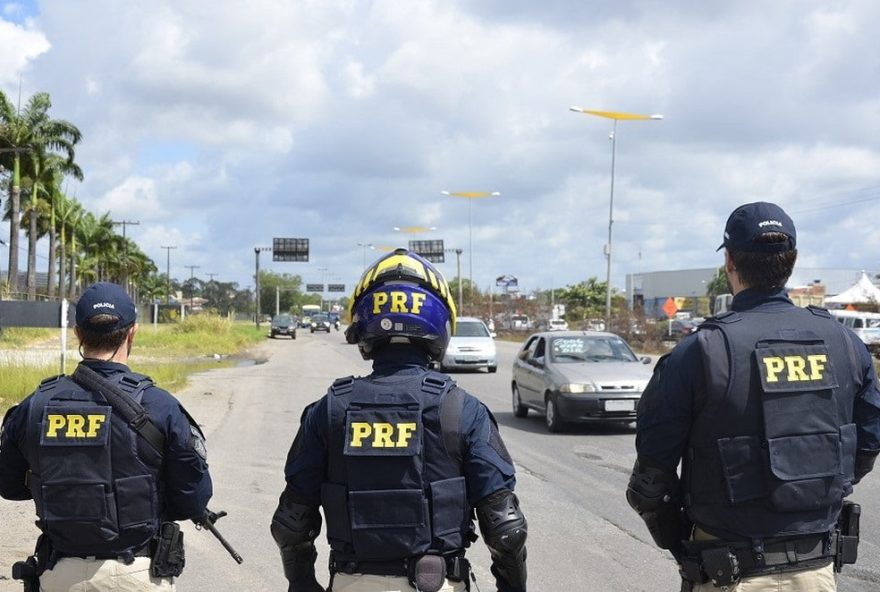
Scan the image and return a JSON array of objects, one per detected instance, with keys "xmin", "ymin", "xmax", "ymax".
[
  {"xmin": 441, "ymin": 191, "xmax": 500, "ymax": 311},
  {"xmin": 569, "ymin": 107, "xmax": 662, "ymax": 332}
]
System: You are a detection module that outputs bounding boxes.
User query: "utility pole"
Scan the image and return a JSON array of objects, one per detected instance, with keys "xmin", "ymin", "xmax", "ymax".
[
  {"xmin": 317, "ymin": 267, "xmax": 328, "ymax": 312},
  {"xmin": 206, "ymin": 273, "xmax": 218, "ymax": 282},
  {"xmin": 111, "ymin": 220, "xmax": 140, "ymax": 291},
  {"xmin": 160, "ymin": 246, "xmax": 176, "ymax": 304},
  {"xmin": 184, "ymin": 265, "xmax": 200, "ymax": 311}
]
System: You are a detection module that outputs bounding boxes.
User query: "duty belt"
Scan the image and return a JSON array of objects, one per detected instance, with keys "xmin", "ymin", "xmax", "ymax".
[
  {"xmin": 329, "ymin": 553, "xmax": 471, "ymax": 581},
  {"xmin": 679, "ymin": 532, "xmax": 835, "ymax": 586}
]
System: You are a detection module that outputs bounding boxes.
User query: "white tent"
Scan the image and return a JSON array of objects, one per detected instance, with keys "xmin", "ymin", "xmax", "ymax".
[{"xmin": 825, "ymin": 272, "xmax": 880, "ymax": 304}]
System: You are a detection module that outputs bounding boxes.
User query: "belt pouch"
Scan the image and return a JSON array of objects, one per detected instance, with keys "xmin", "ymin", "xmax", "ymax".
[
  {"xmin": 410, "ymin": 554, "xmax": 446, "ymax": 592},
  {"xmin": 700, "ymin": 547, "xmax": 740, "ymax": 587}
]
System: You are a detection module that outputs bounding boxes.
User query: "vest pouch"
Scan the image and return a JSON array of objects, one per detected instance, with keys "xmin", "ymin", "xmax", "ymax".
[
  {"xmin": 430, "ymin": 476, "xmax": 468, "ymax": 550},
  {"xmin": 767, "ymin": 433, "xmax": 841, "ymax": 512},
  {"xmin": 321, "ymin": 482, "xmax": 352, "ymax": 545},
  {"xmin": 349, "ymin": 488, "xmax": 430, "ymax": 560},
  {"xmin": 115, "ymin": 475, "xmax": 157, "ymax": 529},
  {"xmin": 717, "ymin": 436, "xmax": 766, "ymax": 504},
  {"xmin": 41, "ymin": 483, "xmax": 119, "ymax": 547}
]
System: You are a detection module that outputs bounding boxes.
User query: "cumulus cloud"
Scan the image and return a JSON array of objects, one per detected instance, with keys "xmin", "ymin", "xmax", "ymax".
[{"xmin": 1, "ymin": 0, "xmax": 878, "ymax": 294}]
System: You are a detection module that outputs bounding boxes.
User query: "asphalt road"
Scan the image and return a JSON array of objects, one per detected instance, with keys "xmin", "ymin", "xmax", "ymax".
[{"xmin": 2, "ymin": 331, "xmax": 879, "ymax": 591}]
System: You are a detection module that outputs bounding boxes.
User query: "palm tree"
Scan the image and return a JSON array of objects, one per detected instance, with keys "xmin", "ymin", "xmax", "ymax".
[
  {"xmin": 53, "ymin": 193, "xmax": 81, "ymax": 300},
  {"xmin": 0, "ymin": 91, "xmax": 82, "ymax": 299}
]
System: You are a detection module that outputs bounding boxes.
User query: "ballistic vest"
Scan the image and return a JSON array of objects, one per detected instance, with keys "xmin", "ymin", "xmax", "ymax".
[
  {"xmin": 321, "ymin": 369, "xmax": 471, "ymax": 562},
  {"xmin": 23, "ymin": 372, "xmax": 163, "ymax": 557},
  {"xmin": 685, "ymin": 305, "xmax": 860, "ymax": 540}
]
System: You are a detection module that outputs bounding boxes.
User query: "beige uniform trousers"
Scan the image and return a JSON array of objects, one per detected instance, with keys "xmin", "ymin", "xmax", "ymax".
[
  {"xmin": 331, "ymin": 573, "xmax": 466, "ymax": 592},
  {"xmin": 39, "ymin": 557, "xmax": 174, "ymax": 592},
  {"xmin": 692, "ymin": 562, "xmax": 835, "ymax": 591}
]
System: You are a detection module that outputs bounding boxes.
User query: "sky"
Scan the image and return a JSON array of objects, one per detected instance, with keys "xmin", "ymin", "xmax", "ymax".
[{"xmin": 2, "ymin": 0, "xmax": 880, "ymax": 297}]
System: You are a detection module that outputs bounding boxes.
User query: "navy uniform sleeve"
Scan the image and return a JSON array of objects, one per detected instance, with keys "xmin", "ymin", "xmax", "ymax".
[
  {"xmin": 0, "ymin": 400, "xmax": 32, "ymax": 500},
  {"xmin": 460, "ymin": 395, "xmax": 516, "ymax": 505},
  {"xmin": 635, "ymin": 334, "xmax": 703, "ymax": 472},
  {"xmin": 283, "ymin": 397, "xmax": 328, "ymax": 506},
  {"xmin": 847, "ymin": 332, "xmax": 880, "ymax": 454},
  {"xmin": 142, "ymin": 386, "xmax": 213, "ymax": 520}
]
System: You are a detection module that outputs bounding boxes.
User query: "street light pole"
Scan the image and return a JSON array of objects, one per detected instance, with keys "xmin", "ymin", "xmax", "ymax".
[
  {"xmin": 160, "ymin": 246, "xmax": 177, "ymax": 304},
  {"xmin": 569, "ymin": 107, "xmax": 662, "ymax": 332},
  {"xmin": 441, "ymin": 191, "xmax": 500, "ymax": 314},
  {"xmin": 254, "ymin": 247, "xmax": 271, "ymax": 328},
  {"xmin": 317, "ymin": 267, "xmax": 328, "ymax": 311},
  {"xmin": 357, "ymin": 242, "xmax": 374, "ymax": 268}
]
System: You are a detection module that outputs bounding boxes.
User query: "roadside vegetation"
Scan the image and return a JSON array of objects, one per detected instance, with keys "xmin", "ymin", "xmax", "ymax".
[{"xmin": 0, "ymin": 318, "xmax": 264, "ymax": 413}]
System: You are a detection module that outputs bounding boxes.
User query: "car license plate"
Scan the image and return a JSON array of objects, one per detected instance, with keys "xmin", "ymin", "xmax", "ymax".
[{"xmin": 605, "ymin": 399, "xmax": 634, "ymax": 412}]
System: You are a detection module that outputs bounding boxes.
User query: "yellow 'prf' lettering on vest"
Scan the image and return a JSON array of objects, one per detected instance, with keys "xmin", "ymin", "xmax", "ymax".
[
  {"xmin": 371, "ymin": 291, "xmax": 427, "ymax": 315},
  {"xmin": 350, "ymin": 421, "xmax": 418, "ymax": 448},
  {"xmin": 45, "ymin": 414, "xmax": 107, "ymax": 438},
  {"xmin": 762, "ymin": 354, "xmax": 827, "ymax": 383}
]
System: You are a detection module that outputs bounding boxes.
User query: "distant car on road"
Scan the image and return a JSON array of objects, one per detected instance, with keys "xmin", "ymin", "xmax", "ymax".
[
  {"xmin": 269, "ymin": 314, "xmax": 297, "ymax": 339},
  {"xmin": 439, "ymin": 317, "xmax": 497, "ymax": 373},
  {"xmin": 547, "ymin": 318, "xmax": 569, "ymax": 331},
  {"xmin": 511, "ymin": 331, "xmax": 652, "ymax": 432},
  {"xmin": 310, "ymin": 313, "xmax": 332, "ymax": 333}
]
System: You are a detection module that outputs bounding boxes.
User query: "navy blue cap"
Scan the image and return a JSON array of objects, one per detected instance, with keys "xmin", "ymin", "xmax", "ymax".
[
  {"xmin": 76, "ymin": 282, "xmax": 137, "ymax": 333},
  {"xmin": 717, "ymin": 201, "xmax": 796, "ymax": 253}
]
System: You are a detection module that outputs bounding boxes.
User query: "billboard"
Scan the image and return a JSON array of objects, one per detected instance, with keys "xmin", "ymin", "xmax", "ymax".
[
  {"xmin": 327, "ymin": 284, "xmax": 346, "ymax": 293},
  {"xmin": 409, "ymin": 239, "xmax": 445, "ymax": 263},
  {"xmin": 272, "ymin": 238, "xmax": 309, "ymax": 262},
  {"xmin": 305, "ymin": 283, "xmax": 324, "ymax": 292}
]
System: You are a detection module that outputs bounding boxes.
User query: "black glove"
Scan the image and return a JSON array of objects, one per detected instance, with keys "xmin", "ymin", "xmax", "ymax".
[
  {"xmin": 280, "ymin": 546, "xmax": 324, "ymax": 592},
  {"xmin": 853, "ymin": 452, "xmax": 877, "ymax": 484}
]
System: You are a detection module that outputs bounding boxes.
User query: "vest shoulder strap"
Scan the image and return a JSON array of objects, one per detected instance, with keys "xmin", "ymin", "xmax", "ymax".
[
  {"xmin": 439, "ymin": 386, "xmax": 465, "ymax": 465},
  {"xmin": 70, "ymin": 364, "xmax": 165, "ymax": 455},
  {"xmin": 706, "ymin": 311, "xmax": 741, "ymax": 325},
  {"xmin": 806, "ymin": 305, "xmax": 832, "ymax": 319},
  {"xmin": 329, "ymin": 376, "xmax": 355, "ymax": 396}
]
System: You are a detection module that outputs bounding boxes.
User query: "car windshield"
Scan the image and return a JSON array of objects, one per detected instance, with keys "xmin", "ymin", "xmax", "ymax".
[
  {"xmin": 313, "ymin": 314, "xmax": 329, "ymax": 322},
  {"xmin": 549, "ymin": 336, "xmax": 638, "ymax": 363},
  {"xmin": 274, "ymin": 315, "xmax": 293, "ymax": 324},
  {"xmin": 455, "ymin": 321, "xmax": 489, "ymax": 337}
]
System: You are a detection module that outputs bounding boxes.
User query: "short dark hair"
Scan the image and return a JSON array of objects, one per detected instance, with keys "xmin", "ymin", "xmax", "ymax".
[
  {"xmin": 728, "ymin": 232, "xmax": 797, "ymax": 290},
  {"xmin": 78, "ymin": 314, "xmax": 132, "ymax": 351}
]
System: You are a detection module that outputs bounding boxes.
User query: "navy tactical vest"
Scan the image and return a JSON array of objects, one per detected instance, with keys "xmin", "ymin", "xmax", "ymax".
[
  {"xmin": 23, "ymin": 372, "xmax": 163, "ymax": 557},
  {"xmin": 685, "ymin": 305, "xmax": 860, "ymax": 540},
  {"xmin": 321, "ymin": 369, "xmax": 471, "ymax": 562}
]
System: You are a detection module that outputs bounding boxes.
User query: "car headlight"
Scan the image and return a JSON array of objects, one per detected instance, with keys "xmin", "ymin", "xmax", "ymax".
[{"xmin": 560, "ymin": 383, "xmax": 597, "ymax": 394}]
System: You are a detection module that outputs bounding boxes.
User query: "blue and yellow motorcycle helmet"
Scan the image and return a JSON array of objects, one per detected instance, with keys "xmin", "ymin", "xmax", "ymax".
[{"xmin": 346, "ymin": 248, "xmax": 457, "ymax": 360}]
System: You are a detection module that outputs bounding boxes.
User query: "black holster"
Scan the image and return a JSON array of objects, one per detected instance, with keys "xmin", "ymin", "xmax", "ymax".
[
  {"xmin": 12, "ymin": 535, "xmax": 50, "ymax": 592},
  {"xmin": 150, "ymin": 522, "xmax": 185, "ymax": 578},
  {"xmin": 835, "ymin": 501, "xmax": 860, "ymax": 572}
]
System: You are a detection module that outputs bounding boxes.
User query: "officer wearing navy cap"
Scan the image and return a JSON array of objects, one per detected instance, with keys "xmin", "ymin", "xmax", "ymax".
[
  {"xmin": 270, "ymin": 249, "xmax": 527, "ymax": 592},
  {"xmin": 627, "ymin": 202, "xmax": 880, "ymax": 591},
  {"xmin": 0, "ymin": 282, "xmax": 213, "ymax": 591}
]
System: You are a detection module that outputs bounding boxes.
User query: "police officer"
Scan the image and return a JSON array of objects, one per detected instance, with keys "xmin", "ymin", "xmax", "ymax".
[
  {"xmin": 627, "ymin": 202, "xmax": 880, "ymax": 591},
  {"xmin": 0, "ymin": 282, "xmax": 213, "ymax": 591},
  {"xmin": 270, "ymin": 249, "xmax": 527, "ymax": 592}
]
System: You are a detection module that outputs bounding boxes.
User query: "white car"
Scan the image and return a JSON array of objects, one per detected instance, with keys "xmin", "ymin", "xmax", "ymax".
[
  {"xmin": 439, "ymin": 317, "xmax": 497, "ymax": 373},
  {"xmin": 548, "ymin": 318, "xmax": 569, "ymax": 331}
]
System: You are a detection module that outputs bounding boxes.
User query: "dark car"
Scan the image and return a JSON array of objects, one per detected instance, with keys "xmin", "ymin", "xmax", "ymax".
[
  {"xmin": 269, "ymin": 314, "xmax": 297, "ymax": 339},
  {"xmin": 310, "ymin": 313, "xmax": 332, "ymax": 333},
  {"xmin": 511, "ymin": 331, "xmax": 652, "ymax": 432}
]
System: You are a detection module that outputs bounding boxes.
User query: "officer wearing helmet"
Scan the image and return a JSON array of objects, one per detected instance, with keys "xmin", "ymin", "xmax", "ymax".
[
  {"xmin": 627, "ymin": 203, "xmax": 880, "ymax": 590},
  {"xmin": 270, "ymin": 249, "xmax": 527, "ymax": 592}
]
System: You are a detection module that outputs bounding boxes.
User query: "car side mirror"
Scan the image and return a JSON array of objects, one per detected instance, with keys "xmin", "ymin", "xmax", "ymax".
[
  {"xmin": 640, "ymin": 356, "xmax": 652, "ymax": 364},
  {"xmin": 490, "ymin": 332, "xmax": 497, "ymax": 339},
  {"xmin": 528, "ymin": 357, "xmax": 544, "ymax": 368}
]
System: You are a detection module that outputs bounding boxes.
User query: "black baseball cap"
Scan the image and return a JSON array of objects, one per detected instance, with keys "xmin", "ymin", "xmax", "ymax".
[
  {"xmin": 717, "ymin": 201, "xmax": 796, "ymax": 253},
  {"xmin": 76, "ymin": 282, "xmax": 137, "ymax": 333}
]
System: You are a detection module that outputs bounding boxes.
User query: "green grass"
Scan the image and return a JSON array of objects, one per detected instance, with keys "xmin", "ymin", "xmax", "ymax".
[
  {"xmin": 0, "ymin": 317, "xmax": 264, "ymax": 413},
  {"xmin": 0, "ymin": 327, "xmax": 58, "ymax": 346}
]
